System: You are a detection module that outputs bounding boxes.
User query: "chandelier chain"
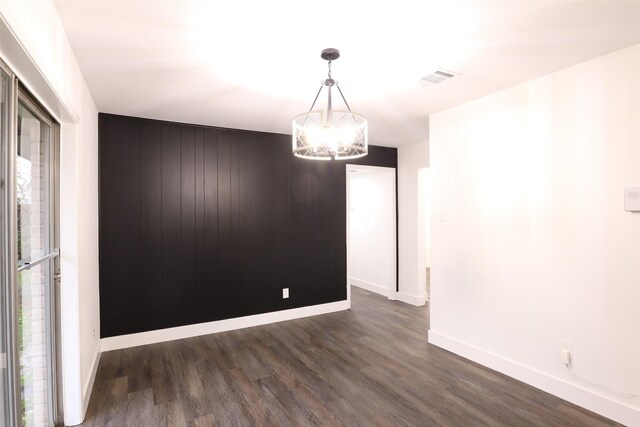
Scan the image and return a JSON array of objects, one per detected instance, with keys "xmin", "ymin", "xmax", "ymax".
[{"xmin": 327, "ymin": 60, "xmax": 332, "ymax": 79}]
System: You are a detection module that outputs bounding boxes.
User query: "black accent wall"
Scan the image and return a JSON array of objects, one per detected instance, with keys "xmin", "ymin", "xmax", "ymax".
[{"xmin": 99, "ymin": 113, "xmax": 397, "ymax": 338}]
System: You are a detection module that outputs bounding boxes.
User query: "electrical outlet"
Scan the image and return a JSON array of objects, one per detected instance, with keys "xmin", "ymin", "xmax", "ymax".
[
  {"xmin": 92, "ymin": 328, "xmax": 96, "ymax": 341},
  {"xmin": 282, "ymin": 288, "xmax": 289, "ymax": 299},
  {"xmin": 561, "ymin": 340, "xmax": 573, "ymax": 365}
]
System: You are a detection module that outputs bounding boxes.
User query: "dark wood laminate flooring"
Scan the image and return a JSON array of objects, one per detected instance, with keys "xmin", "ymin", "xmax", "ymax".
[{"xmin": 80, "ymin": 287, "xmax": 619, "ymax": 426}]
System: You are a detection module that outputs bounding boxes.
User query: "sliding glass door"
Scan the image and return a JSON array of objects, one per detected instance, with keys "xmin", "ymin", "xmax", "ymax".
[
  {"xmin": 1, "ymin": 55, "xmax": 14, "ymax": 427},
  {"xmin": 0, "ymin": 58, "xmax": 60, "ymax": 427},
  {"xmin": 16, "ymin": 91, "xmax": 59, "ymax": 427}
]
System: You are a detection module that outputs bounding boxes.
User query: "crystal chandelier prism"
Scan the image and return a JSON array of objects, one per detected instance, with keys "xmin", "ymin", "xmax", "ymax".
[{"xmin": 292, "ymin": 48, "xmax": 368, "ymax": 160}]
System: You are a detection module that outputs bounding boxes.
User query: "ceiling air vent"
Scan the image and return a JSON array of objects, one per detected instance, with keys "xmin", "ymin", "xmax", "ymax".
[{"xmin": 420, "ymin": 69, "xmax": 459, "ymax": 85}]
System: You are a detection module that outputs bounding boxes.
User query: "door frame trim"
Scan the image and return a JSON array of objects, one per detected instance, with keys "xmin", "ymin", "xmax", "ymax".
[
  {"xmin": 345, "ymin": 164, "xmax": 398, "ymax": 303},
  {"xmin": 0, "ymin": 53, "xmax": 20, "ymax": 427},
  {"xmin": 0, "ymin": 54, "xmax": 62, "ymax": 426}
]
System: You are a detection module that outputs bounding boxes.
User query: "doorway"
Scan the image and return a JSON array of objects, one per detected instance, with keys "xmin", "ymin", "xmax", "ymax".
[
  {"xmin": 1, "ymin": 59, "xmax": 61, "ymax": 427},
  {"xmin": 346, "ymin": 165, "xmax": 397, "ymax": 301}
]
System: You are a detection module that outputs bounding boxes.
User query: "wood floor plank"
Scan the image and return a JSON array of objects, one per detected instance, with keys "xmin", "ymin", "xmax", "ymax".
[{"xmin": 80, "ymin": 287, "xmax": 620, "ymax": 426}]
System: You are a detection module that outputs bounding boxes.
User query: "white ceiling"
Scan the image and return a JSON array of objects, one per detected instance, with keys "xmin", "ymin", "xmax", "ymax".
[{"xmin": 54, "ymin": 0, "xmax": 640, "ymax": 147}]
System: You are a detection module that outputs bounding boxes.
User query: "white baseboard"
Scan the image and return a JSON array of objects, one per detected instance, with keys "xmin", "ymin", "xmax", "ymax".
[
  {"xmin": 348, "ymin": 278, "xmax": 426, "ymax": 306},
  {"xmin": 350, "ymin": 277, "xmax": 390, "ymax": 297},
  {"xmin": 82, "ymin": 349, "xmax": 100, "ymax": 417},
  {"xmin": 101, "ymin": 300, "xmax": 349, "ymax": 352},
  {"xmin": 428, "ymin": 330, "xmax": 640, "ymax": 426},
  {"xmin": 395, "ymin": 291, "xmax": 427, "ymax": 306}
]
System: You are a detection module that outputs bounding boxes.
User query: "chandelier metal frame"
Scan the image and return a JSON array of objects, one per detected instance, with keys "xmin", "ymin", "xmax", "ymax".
[{"xmin": 292, "ymin": 48, "xmax": 368, "ymax": 161}]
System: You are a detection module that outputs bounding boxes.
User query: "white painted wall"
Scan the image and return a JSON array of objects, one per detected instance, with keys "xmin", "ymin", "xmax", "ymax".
[
  {"xmin": 0, "ymin": 1, "xmax": 100, "ymax": 425},
  {"xmin": 397, "ymin": 140, "xmax": 429, "ymax": 305},
  {"xmin": 418, "ymin": 168, "xmax": 431, "ymax": 269},
  {"xmin": 429, "ymin": 43, "xmax": 640, "ymax": 426},
  {"xmin": 348, "ymin": 168, "xmax": 396, "ymax": 298},
  {"xmin": 73, "ymin": 85, "xmax": 100, "ymax": 420}
]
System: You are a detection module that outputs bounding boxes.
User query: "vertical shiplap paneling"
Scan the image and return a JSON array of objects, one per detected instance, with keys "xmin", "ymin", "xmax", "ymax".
[
  {"xmin": 99, "ymin": 114, "xmax": 397, "ymax": 337},
  {"xmin": 98, "ymin": 114, "xmax": 110, "ymax": 335},
  {"xmin": 129, "ymin": 120, "xmax": 143, "ymax": 330},
  {"xmin": 180, "ymin": 125, "xmax": 197, "ymax": 326},
  {"xmin": 229, "ymin": 130, "xmax": 241, "ymax": 316},
  {"xmin": 237, "ymin": 131, "xmax": 254, "ymax": 316},
  {"xmin": 161, "ymin": 123, "xmax": 183, "ymax": 328},
  {"xmin": 105, "ymin": 116, "xmax": 132, "ymax": 336},
  {"xmin": 193, "ymin": 127, "xmax": 206, "ymax": 323},
  {"xmin": 289, "ymin": 153, "xmax": 308, "ymax": 307},
  {"xmin": 266, "ymin": 134, "xmax": 289, "ymax": 311},
  {"xmin": 139, "ymin": 120, "xmax": 163, "ymax": 331},
  {"xmin": 202, "ymin": 127, "xmax": 218, "ymax": 322},
  {"xmin": 258, "ymin": 134, "xmax": 280, "ymax": 312},
  {"xmin": 216, "ymin": 129, "xmax": 232, "ymax": 320},
  {"xmin": 333, "ymin": 159, "xmax": 348, "ymax": 301}
]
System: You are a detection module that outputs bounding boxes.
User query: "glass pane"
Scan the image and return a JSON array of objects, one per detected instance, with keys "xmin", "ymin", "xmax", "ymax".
[
  {"xmin": 17, "ymin": 264, "xmax": 52, "ymax": 427},
  {"xmin": 17, "ymin": 102, "xmax": 50, "ymax": 265},
  {"xmin": 0, "ymin": 66, "xmax": 11, "ymax": 427},
  {"xmin": 17, "ymin": 99, "xmax": 54, "ymax": 427}
]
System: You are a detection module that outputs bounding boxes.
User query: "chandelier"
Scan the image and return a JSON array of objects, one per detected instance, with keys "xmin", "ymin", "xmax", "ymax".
[{"xmin": 292, "ymin": 48, "xmax": 368, "ymax": 160}]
